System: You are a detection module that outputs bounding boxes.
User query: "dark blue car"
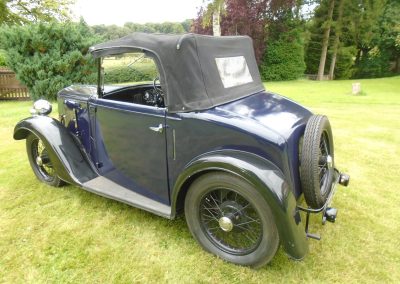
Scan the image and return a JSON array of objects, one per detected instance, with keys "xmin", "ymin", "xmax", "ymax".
[{"xmin": 14, "ymin": 33, "xmax": 349, "ymax": 268}]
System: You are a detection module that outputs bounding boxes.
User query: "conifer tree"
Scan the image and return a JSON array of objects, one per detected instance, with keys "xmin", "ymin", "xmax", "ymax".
[{"xmin": 0, "ymin": 21, "xmax": 100, "ymax": 100}]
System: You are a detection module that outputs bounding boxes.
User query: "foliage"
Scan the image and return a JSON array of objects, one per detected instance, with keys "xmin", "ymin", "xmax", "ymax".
[
  {"xmin": 352, "ymin": 48, "xmax": 391, "ymax": 78},
  {"xmin": 305, "ymin": 0, "xmax": 400, "ymax": 79},
  {"xmin": 104, "ymin": 65, "xmax": 157, "ymax": 84},
  {"xmin": 191, "ymin": 7, "xmax": 213, "ymax": 34},
  {"xmin": 201, "ymin": 0, "xmax": 225, "ymax": 28},
  {"xmin": 91, "ymin": 21, "xmax": 191, "ymax": 41},
  {"xmin": 345, "ymin": 0, "xmax": 400, "ymax": 78},
  {"xmin": 332, "ymin": 46, "xmax": 356, "ymax": 79},
  {"xmin": 376, "ymin": 0, "xmax": 400, "ymax": 73},
  {"xmin": 192, "ymin": 0, "xmax": 299, "ymax": 63},
  {"xmin": 0, "ymin": 49, "xmax": 6, "ymax": 66},
  {"xmin": 0, "ymin": 0, "xmax": 73, "ymax": 24},
  {"xmin": 260, "ymin": 26, "xmax": 305, "ymax": 81},
  {"xmin": 304, "ymin": 0, "xmax": 331, "ymax": 75},
  {"xmin": 0, "ymin": 21, "xmax": 100, "ymax": 100}
]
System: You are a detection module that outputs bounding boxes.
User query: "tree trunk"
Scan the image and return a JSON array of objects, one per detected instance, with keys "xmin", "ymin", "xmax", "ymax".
[
  {"xmin": 329, "ymin": 0, "xmax": 345, "ymax": 80},
  {"xmin": 317, "ymin": 0, "xmax": 335, "ymax": 81},
  {"xmin": 212, "ymin": 6, "xmax": 221, "ymax": 36}
]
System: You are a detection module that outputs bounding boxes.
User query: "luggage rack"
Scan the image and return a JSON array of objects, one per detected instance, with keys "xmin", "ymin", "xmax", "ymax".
[{"xmin": 297, "ymin": 169, "xmax": 350, "ymax": 240}]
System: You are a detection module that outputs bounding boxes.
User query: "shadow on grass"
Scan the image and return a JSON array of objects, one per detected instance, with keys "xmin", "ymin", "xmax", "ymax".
[{"xmin": 58, "ymin": 182, "xmax": 293, "ymax": 270}]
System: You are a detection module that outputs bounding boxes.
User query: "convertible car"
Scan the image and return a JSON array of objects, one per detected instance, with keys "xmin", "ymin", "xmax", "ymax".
[{"xmin": 14, "ymin": 33, "xmax": 349, "ymax": 268}]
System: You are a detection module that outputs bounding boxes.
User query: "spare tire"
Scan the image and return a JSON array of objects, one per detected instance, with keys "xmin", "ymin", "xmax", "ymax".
[{"xmin": 300, "ymin": 115, "xmax": 335, "ymax": 209}]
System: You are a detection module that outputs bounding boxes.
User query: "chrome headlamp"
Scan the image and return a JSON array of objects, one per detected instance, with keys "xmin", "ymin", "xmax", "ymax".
[{"xmin": 30, "ymin": 99, "xmax": 52, "ymax": 116}]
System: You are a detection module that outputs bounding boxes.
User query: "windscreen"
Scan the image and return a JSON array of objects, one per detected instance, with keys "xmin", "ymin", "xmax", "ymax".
[{"xmin": 102, "ymin": 52, "xmax": 159, "ymax": 86}]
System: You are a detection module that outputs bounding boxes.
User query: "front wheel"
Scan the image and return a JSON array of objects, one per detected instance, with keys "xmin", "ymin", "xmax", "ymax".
[
  {"xmin": 26, "ymin": 133, "xmax": 64, "ymax": 187},
  {"xmin": 185, "ymin": 172, "xmax": 279, "ymax": 268}
]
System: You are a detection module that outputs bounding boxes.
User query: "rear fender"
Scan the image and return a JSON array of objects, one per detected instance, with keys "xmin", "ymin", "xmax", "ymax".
[
  {"xmin": 14, "ymin": 116, "xmax": 97, "ymax": 184},
  {"xmin": 171, "ymin": 150, "xmax": 308, "ymax": 260}
]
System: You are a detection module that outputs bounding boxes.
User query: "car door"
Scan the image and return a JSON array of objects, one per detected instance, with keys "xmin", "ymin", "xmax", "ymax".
[{"xmin": 88, "ymin": 98, "xmax": 169, "ymax": 205}]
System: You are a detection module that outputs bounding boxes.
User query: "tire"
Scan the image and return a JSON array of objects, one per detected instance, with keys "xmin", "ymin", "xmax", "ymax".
[
  {"xmin": 300, "ymin": 115, "xmax": 334, "ymax": 209},
  {"xmin": 26, "ymin": 133, "xmax": 64, "ymax": 187},
  {"xmin": 184, "ymin": 172, "xmax": 279, "ymax": 268}
]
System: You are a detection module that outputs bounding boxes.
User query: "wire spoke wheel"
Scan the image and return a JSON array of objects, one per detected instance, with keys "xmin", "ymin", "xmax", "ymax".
[
  {"xmin": 318, "ymin": 132, "xmax": 331, "ymax": 195},
  {"xmin": 185, "ymin": 172, "xmax": 279, "ymax": 268},
  {"xmin": 26, "ymin": 133, "xmax": 64, "ymax": 187},
  {"xmin": 300, "ymin": 115, "xmax": 334, "ymax": 209},
  {"xmin": 199, "ymin": 188, "xmax": 263, "ymax": 255}
]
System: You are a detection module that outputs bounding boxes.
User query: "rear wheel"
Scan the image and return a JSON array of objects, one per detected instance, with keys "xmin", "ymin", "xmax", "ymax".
[
  {"xmin": 184, "ymin": 172, "xmax": 279, "ymax": 268},
  {"xmin": 26, "ymin": 133, "xmax": 64, "ymax": 187},
  {"xmin": 300, "ymin": 115, "xmax": 334, "ymax": 209}
]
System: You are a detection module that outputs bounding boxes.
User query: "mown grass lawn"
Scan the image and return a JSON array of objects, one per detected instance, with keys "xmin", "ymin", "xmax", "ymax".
[{"xmin": 1, "ymin": 77, "xmax": 399, "ymax": 283}]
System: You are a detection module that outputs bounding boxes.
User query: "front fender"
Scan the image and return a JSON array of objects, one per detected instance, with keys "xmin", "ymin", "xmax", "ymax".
[
  {"xmin": 172, "ymin": 150, "xmax": 308, "ymax": 260},
  {"xmin": 14, "ymin": 116, "xmax": 97, "ymax": 184}
]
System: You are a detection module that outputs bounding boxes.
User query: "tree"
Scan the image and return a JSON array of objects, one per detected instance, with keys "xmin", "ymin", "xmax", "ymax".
[
  {"xmin": 260, "ymin": 9, "xmax": 306, "ymax": 81},
  {"xmin": 317, "ymin": 0, "xmax": 334, "ymax": 80},
  {"xmin": 347, "ymin": 0, "xmax": 395, "ymax": 78},
  {"xmin": 304, "ymin": 2, "xmax": 328, "ymax": 75},
  {"xmin": 260, "ymin": 28, "xmax": 306, "ymax": 81},
  {"xmin": 191, "ymin": 7, "xmax": 213, "ymax": 35},
  {"xmin": 193, "ymin": 0, "xmax": 298, "ymax": 63},
  {"xmin": 328, "ymin": 0, "xmax": 344, "ymax": 79},
  {"xmin": 0, "ymin": 0, "xmax": 73, "ymax": 24},
  {"xmin": 181, "ymin": 19, "xmax": 192, "ymax": 32},
  {"xmin": 221, "ymin": 0, "xmax": 270, "ymax": 62},
  {"xmin": 376, "ymin": 0, "xmax": 400, "ymax": 73},
  {"xmin": 92, "ymin": 24, "xmax": 130, "ymax": 40},
  {"xmin": 202, "ymin": 0, "xmax": 225, "ymax": 36},
  {"xmin": 0, "ymin": 21, "xmax": 100, "ymax": 100},
  {"xmin": 305, "ymin": 0, "xmax": 397, "ymax": 79}
]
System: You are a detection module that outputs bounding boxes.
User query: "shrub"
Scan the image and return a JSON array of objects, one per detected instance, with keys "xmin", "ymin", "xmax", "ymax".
[
  {"xmin": 352, "ymin": 48, "xmax": 391, "ymax": 79},
  {"xmin": 0, "ymin": 21, "xmax": 100, "ymax": 100},
  {"xmin": 0, "ymin": 50, "xmax": 6, "ymax": 66},
  {"xmin": 104, "ymin": 64, "xmax": 157, "ymax": 84},
  {"xmin": 334, "ymin": 46, "xmax": 357, "ymax": 79},
  {"xmin": 260, "ymin": 29, "xmax": 306, "ymax": 81}
]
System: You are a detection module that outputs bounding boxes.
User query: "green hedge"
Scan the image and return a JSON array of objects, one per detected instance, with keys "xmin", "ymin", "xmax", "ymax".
[
  {"xmin": 0, "ymin": 21, "xmax": 100, "ymax": 100},
  {"xmin": 260, "ymin": 29, "xmax": 305, "ymax": 81},
  {"xmin": 104, "ymin": 64, "xmax": 157, "ymax": 84}
]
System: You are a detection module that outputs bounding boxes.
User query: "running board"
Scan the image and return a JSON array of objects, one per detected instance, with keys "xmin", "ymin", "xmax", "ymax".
[{"xmin": 82, "ymin": 176, "xmax": 171, "ymax": 218}]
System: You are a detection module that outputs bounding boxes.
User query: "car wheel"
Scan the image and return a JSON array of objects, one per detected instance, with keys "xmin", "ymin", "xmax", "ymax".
[
  {"xmin": 184, "ymin": 172, "xmax": 279, "ymax": 268},
  {"xmin": 26, "ymin": 133, "xmax": 64, "ymax": 187},
  {"xmin": 300, "ymin": 115, "xmax": 334, "ymax": 209}
]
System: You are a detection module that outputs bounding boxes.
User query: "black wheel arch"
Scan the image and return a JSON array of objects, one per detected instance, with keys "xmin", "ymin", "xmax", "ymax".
[
  {"xmin": 171, "ymin": 150, "xmax": 309, "ymax": 260},
  {"xmin": 14, "ymin": 116, "xmax": 97, "ymax": 185}
]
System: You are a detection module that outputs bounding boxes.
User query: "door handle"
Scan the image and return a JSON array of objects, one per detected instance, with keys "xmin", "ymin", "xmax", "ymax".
[{"xmin": 149, "ymin": 124, "xmax": 164, "ymax": 133}]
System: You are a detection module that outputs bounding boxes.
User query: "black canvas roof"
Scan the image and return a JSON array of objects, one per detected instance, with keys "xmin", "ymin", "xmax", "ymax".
[{"xmin": 90, "ymin": 33, "xmax": 264, "ymax": 113}]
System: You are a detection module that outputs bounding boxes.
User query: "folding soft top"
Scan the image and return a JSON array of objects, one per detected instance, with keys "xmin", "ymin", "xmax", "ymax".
[{"xmin": 90, "ymin": 33, "xmax": 264, "ymax": 113}]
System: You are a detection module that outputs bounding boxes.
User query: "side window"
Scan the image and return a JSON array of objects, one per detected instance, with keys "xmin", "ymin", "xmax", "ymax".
[
  {"xmin": 103, "ymin": 52, "xmax": 159, "ymax": 85},
  {"xmin": 101, "ymin": 52, "xmax": 165, "ymax": 108}
]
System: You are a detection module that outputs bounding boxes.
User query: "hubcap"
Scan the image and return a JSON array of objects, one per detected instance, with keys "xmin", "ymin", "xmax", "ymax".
[
  {"xmin": 36, "ymin": 156, "xmax": 43, "ymax": 166},
  {"xmin": 218, "ymin": 216, "xmax": 233, "ymax": 232},
  {"xmin": 199, "ymin": 189, "xmax": 263, "ymax": 255},
  {"xmin": 32, "ymin": 138, "xmax": 55, "ymax": 181},
  {"xmin": 326, "ymin": 155, "xmax": 333, "ymax": 168}
]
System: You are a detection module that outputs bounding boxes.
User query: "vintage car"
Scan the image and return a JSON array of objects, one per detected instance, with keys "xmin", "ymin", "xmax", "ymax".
[{"xmin": 14, "ymin": 33, "xmax": 349, "ymax": 268}]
